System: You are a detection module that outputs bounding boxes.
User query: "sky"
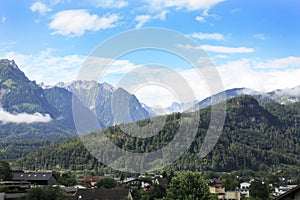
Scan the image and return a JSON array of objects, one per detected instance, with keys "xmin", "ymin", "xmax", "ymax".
[{"xmin": 1, "ymin": 0, "xmax": 300, "ymax": 107}]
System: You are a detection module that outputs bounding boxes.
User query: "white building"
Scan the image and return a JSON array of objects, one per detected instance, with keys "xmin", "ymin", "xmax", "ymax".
[
  {"xmin": 274, "ymin": 185, "xmax": 298, "ymax": 196},
  {"xmin": 240, "ymin": 182, "xmax": 251, "ymax": 198}
]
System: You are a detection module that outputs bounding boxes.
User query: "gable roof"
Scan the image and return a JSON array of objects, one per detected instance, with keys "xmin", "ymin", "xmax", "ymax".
[
  {"xmin": 75, "ymin": 188, "xmax": 131, "ymax": 200},
  {"xmin": 12, "ymin": 172, "xmax": 56, "ymax": 181},
  {"xmin": 275, "ymin": 185, "xmax": 300, "ymax": 200},
  {"xmin": 214, "ymin": 178, "xmax": 222, "ymax": 184}
]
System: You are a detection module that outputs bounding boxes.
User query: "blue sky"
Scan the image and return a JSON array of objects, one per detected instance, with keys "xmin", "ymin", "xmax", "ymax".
[{"xmin": 1, "ymin": 0, "xmax": 300, "ymax": 107}]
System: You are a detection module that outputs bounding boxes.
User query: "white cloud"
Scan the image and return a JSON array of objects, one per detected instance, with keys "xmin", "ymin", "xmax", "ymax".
[
  {"xmin": 201, "ymin": 44, "xmax": 254, "ymax": 53},
  {"xmin": 1, "ymin": 49, "xmax": 84, "ymax": 85},
  {"xmin": 109, "ymin": 56, "xmax": 300, "ymax": 107},
  {"xmin": 79, "ymin": 56, "xmax": 140, "ymax": 78},
  {"xmin": 93, "ymin": 0, "xmax": 128, "ymax": 8},
  {"xmin": 145, "ymin": 0, "xmax": 226, "ymax": 11},
  {"xmin": 134, "ymin": 85, "xmax": 180, "ymax": 108},
  {"xmin": 107, "ymin": 60, "xmax": 139, "ymax": 74},
  {"xmin": 217, "ymin": 59, "xmax": 265, "ymax": 91},
  {"xmin": 154, "ymin": 10, "xmax": 168, "ymax": 20},
  {"xmin": 49, "ymin": 10, "xmax": 120, "ymax": 36},
  {"xmin": 274, "ymin": 86, "xmax": 300, "ymax": 97},
  {"xmin": 201, "ymin": 9, "xmax": 221, "ymax": 20},
  {"xmin": 1, "ymin": 16, "xmax": 6, "ymax": 23},
  {"xmin": 191, "ymin": 32, "xmax": 226, "ymax": 41},
  {"xmin": 30, "ymin": 2, "xmax": 51, "ymax": 15},
  {"xmin": 50, "ymin": 0, "xmax": 64, "ymax": 5},
  {"xmin": 215, "ymin": 55, "xmax": 229, "ymax": 59},
  {"xmin": 195, "ymin": 16, "xmax": 205, "ymax": 23},
  {"xmin": 179, "ymin": 68, "xmax": 211, "ymax": 101},
  {"xmin": 135, "ymin": 15, "xmax": 151, "ymax": 29},
  {"xmin": 217, "ymin": 58, "xmax": 300, "ymax": 92},
  {"xmin": 253, "ymin": 33, "xmax": 268, "ymax": 40},
  {"xmin": 179, "ymin": 44, "xmax": 254, "ymax": 53},
  {"xmin": 1, "ymin": 50, "xmax": 140, "ymax": 86},
  {"xmin": 253, "ymin": 56, "xmax": 300, "ymax": 69},
  {"xmin": 91, "ymin": 0, "xmax": 128, "ymax": 8},
  {"xmin": 194, "ymin": 9, "xmax": 221, "ymax": 25},
  {"xmin": 230, "ymin": 8, "xmax": 242, "ymax": 14},
  {"xmin": 134, "ymin": 11, "xmax": 168, "ymax": 29},
  {"xmin": 0, "ymin": 108, "xmax": 52, "ymax": 124}
]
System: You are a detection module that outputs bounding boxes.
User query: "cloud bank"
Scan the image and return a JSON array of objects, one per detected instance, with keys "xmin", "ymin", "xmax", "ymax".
[{"xmin": 0, "ymin": 108, "xmax": 52, "ymax": 124}]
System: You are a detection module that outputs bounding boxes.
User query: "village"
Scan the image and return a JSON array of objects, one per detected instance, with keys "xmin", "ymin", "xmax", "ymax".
[{"xmin": 0, "ymin": 167, "xmax": 299, "ymax": 200}]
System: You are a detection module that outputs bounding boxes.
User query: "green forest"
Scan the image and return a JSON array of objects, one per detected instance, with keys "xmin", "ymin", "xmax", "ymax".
[{"xmin": 14, "ymin": 95, "xmax": 300, "ymax": 177}]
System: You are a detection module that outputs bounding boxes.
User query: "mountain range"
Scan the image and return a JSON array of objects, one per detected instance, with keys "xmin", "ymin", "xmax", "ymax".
[
  {"xmin": 1, "ymin": 59, "xmax": 300, "ymax": 137},
  {"xmin": 0, "ymin": 59, "xmax": 151, "ymax": 141},
  {"xmin": 143, "ymin": 87, "xmax": 300, "ymax": 115}
]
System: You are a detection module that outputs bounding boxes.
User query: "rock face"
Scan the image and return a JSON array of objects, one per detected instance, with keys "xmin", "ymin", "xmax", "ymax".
[
  {"xmin": 0, "ymin": 59, "xmax": 59, "ymax": 117},
  {"xmin": 56, "ymin": 80, "xmax": 150, "ymax": 128}
]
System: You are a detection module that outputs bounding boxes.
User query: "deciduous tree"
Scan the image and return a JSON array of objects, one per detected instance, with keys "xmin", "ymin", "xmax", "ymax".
[{"xmin": 167, "ymin": 171, "xmax": 217, "ymax": 200}]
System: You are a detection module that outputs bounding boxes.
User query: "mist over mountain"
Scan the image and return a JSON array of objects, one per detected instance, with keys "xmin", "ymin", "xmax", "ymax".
[
  {"xmin": 0, "ymin": 59, "xmax": 77, "ymax": 141},
  {"xmin": 144, "ymin": 86, "xmax": 300, "ymax": 115},
  {"xmin": 0, "ymin": 59, "xmax": 60, "ymax": 119},
  {"xmin": 185, "ymin": 87, "xmax": 300, "ymax": 113}
]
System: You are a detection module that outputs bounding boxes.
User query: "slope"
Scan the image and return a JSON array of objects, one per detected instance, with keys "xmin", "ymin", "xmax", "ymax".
[{"xmin": 16, "ymin": 95, "xmax": 300, "ymax": 177}]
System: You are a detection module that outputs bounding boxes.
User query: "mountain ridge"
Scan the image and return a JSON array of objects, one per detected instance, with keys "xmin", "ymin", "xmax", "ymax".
[
  {"xmin": 15, "ymin": 95, "xmax": 300, "ymax": 177},
  {"xmin": 0, "ymin": 59, "xmax": 150, "ymax": 141}
]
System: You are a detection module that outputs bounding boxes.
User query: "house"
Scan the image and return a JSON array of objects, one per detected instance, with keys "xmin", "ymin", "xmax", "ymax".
[
  {"xmin": 214, "ymin": 178, "xmax": 223, "ymax": 188},
  {"xmin": 59, "ymin": 186, "xmax": 78, "ymax": 196},
  {"xmin": 120, "ymin": 178, "xmax": 140, "ymax": 187},
  {"xmin": 210, "ymin": 186, "xmax": 225, "ymax": 194},
  {"xmin": 142, "ymin": 183, "xmax": 151, "ymax": 192},
  {"xmin": 275, "ymin": 185, "xmax": 300, "ymax": 200},
  {"xmin": 209, "ymin": 187, "xmax": 240, "ymax": 200},
  {"xmin": 78, "ymin": 176, "xmax": 100, "ymax": 186},
  {"xmin": 12, "ymin": 172, "xmax": 57, "ymax": 186},
  {"xmin": 207, "ymin": 178, "xmax": 223, "ymax": 188},
  {"xmin": 218, "ymin": 191, "xmax": 241, "ymax": 200},
  {"xmin": 74, "ymin": 188, "xmax": 132, "ymax": 200},
  {"xmin": 274, "ymin": 185, "xmax": 298, "ymax": 196},
  {"xmin": 240, "ymin": 182, "xmax": 251, "ymax": 198}
]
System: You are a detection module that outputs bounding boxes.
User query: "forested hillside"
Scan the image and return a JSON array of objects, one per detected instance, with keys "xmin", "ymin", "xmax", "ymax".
[{"xmin": 16, "ymin": 95, "xmax": 300, "ymax": 177}]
